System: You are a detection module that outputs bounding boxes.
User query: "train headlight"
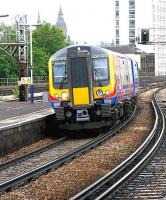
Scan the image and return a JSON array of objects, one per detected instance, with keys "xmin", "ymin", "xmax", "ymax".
[
  {"xmin": 61, "ymin": 92, "xmax": 68, "ymax": 100},
  {"xmin": 96, "ymin": 109, "xmax": 102, "ymax": 116},
  {"xmin": 66, "ymin": 111, "xmax": 72, "ymax": 118},
  {"xmin": 55, "ymin": 94, "xmax": 59, "ymax": 98},
  {"xmin": 105, "ymin": 90, "xmax": 110, "ymax": 96},
  {"xmin": 96, "ymin": 89, "xmax": 103, "ymax": 97}
]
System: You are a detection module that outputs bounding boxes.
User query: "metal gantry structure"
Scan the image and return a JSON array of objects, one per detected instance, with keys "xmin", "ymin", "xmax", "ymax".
[
  {"xmin": 0, "ymin": 15, "xmax": 28, "ymax": 101},
  {"xmin": 18, "ymin": 15, "xmax": 28, "ymax": 102}
]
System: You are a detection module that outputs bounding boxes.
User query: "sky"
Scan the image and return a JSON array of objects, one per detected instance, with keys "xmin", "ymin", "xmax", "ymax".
[{"xmin": 0, "ymin": 0, "xmax": 152, "ymax": 46}]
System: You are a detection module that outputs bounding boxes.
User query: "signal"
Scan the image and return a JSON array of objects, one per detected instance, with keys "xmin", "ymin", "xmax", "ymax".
[{"xmin": 141, "ymin": 29, "xmax": 149, "ymax": 44}]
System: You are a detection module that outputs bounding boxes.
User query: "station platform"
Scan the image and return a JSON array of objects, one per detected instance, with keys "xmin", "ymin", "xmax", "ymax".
[
  {"xmin": 0, "ymin": 101, "xmax": 55, "ymax": 153},
  {"xmin": 0, "ymin": 101, "xmax": 54, "ymax": 128}
]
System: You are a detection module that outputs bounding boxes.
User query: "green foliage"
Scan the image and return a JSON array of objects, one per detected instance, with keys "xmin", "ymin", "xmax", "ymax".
[
  {"xmin": 12, "ymin": 87, "xmax": 19, "ymax": 97},
  {"xmin": 33, "ymin": 23, "xmax": 67, "ymax": 55},
  {"xmin": 0, "ymin": 23, "xmax": 19, "ymax": 78},
  {"xmin": 0, "ymin": 23, "xmax": 17, "ymax": 42},
  {"xmin": 0, "ymin": 22, "xmax": 67, "ymax": 78},
  {"xmin": 29, "ymin": 23, "xmax": 67, "ymax": 76},
  {"xmin": 0, "ymin": 49, "xmax": 19, "ymax": 78},
  {"xmin": 33, "ymin": 47, "xmax": 49, "ymax": 76}
]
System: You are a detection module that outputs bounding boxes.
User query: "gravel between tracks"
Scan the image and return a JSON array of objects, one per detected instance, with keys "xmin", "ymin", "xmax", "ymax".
[
  {"xmin": 0, "ymin": 138, "xmax": 55, "ymax": 164},
  {"xmin": 1, "ymin": 89, "xmax": 155, "ymax": 200}
]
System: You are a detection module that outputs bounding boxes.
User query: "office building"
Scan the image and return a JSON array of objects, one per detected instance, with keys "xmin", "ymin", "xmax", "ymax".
[
  {"xmin": 152, "ymin": 0, "xmax": 166, "ymax": 76},
  {"xmin": 115, "ymin": 0, "xmax": 135, "ymax": 45}
]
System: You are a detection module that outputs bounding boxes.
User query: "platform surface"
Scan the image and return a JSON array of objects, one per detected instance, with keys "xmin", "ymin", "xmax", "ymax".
[{"xmin": 0, "ymin": 101, "xmax": 53, "ymax": 128}]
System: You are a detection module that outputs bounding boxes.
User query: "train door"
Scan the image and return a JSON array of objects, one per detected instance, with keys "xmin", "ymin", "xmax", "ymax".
[
  {"xmin": 132, "ymin": 61, "xmax": 139, "ymax": 94},
  {"xmin": 115, "ymin": 57, "xmax": 122, "ymax": 101},
  {"xmin": 67, "ymin": 50, "xmax": 92, "ymax": 106}
]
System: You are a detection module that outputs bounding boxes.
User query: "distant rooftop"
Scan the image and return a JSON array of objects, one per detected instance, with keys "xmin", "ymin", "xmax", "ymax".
[{"xmin": 105, "ymin": 45, "xmax": 146, "ymax": 54}]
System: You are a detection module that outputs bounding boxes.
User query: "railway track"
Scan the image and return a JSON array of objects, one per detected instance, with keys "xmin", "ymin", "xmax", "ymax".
[
  {"xmin": 110, "ymin": 88, "xmax": 166, "ymax": 199},
  {"xmin": 0, "ymin": 136, "xmax": 91, "ymax": 193},
  {"xmin": 70, "ymin": 88, "xmax": 165, "ymax": 200},
  {"xmin": 0, "ymin": 106, "xmax": 136, "ymax": 194},
  {"xmin": 0, "ymin": 137, "xmax": 66, "ymax": 170}
]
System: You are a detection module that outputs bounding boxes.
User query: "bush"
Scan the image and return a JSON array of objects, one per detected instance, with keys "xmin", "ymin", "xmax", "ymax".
[{"xmin": 12, "ymin": 88, "xmax": 19, "ymax": 97}]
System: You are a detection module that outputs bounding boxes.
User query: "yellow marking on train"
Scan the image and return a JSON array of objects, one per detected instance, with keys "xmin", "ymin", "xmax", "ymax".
[{"xmin": 73, "ymin": 87, "xmax": 89, "ymax": 105}]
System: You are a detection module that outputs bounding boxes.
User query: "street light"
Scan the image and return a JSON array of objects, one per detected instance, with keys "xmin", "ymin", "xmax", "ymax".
[
  {"xmin": 29, "ymin": 25, "xmax": 34, "ymax": 103},
  {"xmin": 28, "ymin": 24, "xmax": 41, "ymax": 103},
  {"xmin": 0, "ymin": 15, "xmax": 9, "ymax": 18}
]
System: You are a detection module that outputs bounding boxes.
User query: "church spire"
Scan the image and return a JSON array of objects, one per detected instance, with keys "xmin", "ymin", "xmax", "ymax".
[
  {"xmin": 37, "ymin": 11, "xmax": 41, "ymax": 24},
  {"xmin": 56, "ymin": 5, "xmax": 67, "ymax": 38}
]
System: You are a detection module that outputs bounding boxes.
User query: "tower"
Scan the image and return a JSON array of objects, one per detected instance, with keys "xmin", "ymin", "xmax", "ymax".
[
  {"xmin": 37, "ymin": 11, "xmax": 41, "ymax": 24},
  {"xmin": 56, "ymin": 6, "xmax": 67, "ymax": 38},
  {"xmin": 115, "ymin": 0, "xmax": 135, "ymax": 45}
]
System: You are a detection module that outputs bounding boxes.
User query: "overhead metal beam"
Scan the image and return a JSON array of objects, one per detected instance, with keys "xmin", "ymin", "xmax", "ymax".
[{"xmin": 0, "ymin": 42, "xmax": 25, "ymax": 46}]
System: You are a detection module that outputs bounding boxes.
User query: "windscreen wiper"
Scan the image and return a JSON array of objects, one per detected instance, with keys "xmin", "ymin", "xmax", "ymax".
[
  {"xmin": 59, "ymin": 72, "xmax": 67, "ymax": 89},
  {"xmin": 94, "ymin": 69, "xmax": 102, "ymax": 87}
]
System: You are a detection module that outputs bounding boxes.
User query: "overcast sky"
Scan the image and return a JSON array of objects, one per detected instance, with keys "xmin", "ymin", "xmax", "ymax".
[{"xmin": 0, "ymin": 0, "xmax": 152, "ymax": 45}]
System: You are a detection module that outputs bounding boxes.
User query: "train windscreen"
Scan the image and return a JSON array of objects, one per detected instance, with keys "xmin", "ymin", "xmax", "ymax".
[
  {"xmin": 93, "ymin": 58, "xmax": 109, "ymax": 81},
  {"xmin": 53, "ymin": 61, "xmax": 68, "ymax": 83}
]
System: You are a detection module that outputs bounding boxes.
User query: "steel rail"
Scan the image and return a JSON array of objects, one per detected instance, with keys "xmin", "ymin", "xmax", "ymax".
[
  {"xmin": 70, "ymin": 91, "xmax": 165, "ymax": 200},
  {"xmin": 96, "ymin": 97, "xmax": 165, "ymax": 200},
  {"xmin": 0, "ymin": 107, "xmax": 136, "ymax": 194},
  {"xmin": 0, "ymin": 137, "xmax": 66, "ymax": 170}
]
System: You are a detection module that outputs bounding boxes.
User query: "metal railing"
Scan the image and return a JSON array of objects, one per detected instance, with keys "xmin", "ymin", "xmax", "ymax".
[
  {"xmin": 0, "ymin": 78, "xmax": 18, "ymax": 86},
  {"xmin": 0, "ymin": 76, "xmax": 48, "ymax": 86}
]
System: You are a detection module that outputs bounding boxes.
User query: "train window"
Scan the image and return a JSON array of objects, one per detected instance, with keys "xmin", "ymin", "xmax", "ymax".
[
  {"xmin": 93, "ymin": 58, "xmax": 109, "ymax": 81},
  {"xmin": 71, "ymin": 57, "xmax": 89, "ymax": 88},
  {"xmin": 53, "ymin": 61, "xmax": 68, "ymax": 83},
  {"xmin": 134, "ymin": 63, "xmax": 139, "ymax": 79}
]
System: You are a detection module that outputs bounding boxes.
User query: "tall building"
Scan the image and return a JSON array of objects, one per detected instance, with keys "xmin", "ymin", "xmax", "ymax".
[
  {"xmin": 152, "ymin": 0, "xmax": 166, "ymax": 76},
  {"xmin": 56, "ymin": 6, "xmax": 67, "ymax": 38},
  {"xmin": 115, "ymin": 0, "xmax": 135, "ymax": 46}
]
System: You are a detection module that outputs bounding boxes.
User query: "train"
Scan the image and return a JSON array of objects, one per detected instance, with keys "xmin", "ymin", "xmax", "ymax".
[{"xmin": 48, "ymin": 45, "xmax": 139, "ymax": 130}]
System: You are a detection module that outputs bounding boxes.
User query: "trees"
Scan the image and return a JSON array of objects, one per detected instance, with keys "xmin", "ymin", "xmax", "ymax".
[
  {"xmin": 0, "ymin": 22, "xmax": 67, "ymax": 78},
  {"xmin": 0, "ymin": 49, "xmax": 19, "ymax": 77},
  {"xmin": 0, "ymin": 23, "xmax": 19, "ymax": 78},
  {"xmin": 32, "ymin": 23, "xmax": 67, "ymax": 76}
]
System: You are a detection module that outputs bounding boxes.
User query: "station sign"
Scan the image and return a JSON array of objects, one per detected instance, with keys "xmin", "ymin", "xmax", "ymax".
[{"xmin": 20, "ymin": 77, "xmax": 31, "ymax": 85}]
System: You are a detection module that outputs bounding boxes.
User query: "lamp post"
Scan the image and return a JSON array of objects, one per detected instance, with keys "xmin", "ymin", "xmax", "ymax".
[
  {"xmin": 29, "ymin": 25, "xmax": 34, "ymax": 103},
  {"xmin": 28, "ymin": 24, "xmax": 41, "ymax": 103},
  {"xmin": 0, "ymin": 15, "xmax": 9, "ymax": 18}
]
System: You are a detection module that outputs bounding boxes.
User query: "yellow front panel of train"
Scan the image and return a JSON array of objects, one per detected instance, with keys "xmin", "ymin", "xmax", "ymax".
[{"xmin": 73, "ymin": 88, "xmax": 89, "ymax": 105}]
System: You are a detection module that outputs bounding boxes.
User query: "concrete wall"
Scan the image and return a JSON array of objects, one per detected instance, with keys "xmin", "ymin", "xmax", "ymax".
[
  {"xmin": 0, "ymin": 118, "xmax": 47, "ymax": 154},
  {"xmin": 0, "ymin": 110, "xmax": 57, "ymax": 154}
]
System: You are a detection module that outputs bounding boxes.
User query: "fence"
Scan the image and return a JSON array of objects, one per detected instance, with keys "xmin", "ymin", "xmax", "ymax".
[{"xmin": 0, "ymin": 76, "xmax": 48, "ymax": 86}]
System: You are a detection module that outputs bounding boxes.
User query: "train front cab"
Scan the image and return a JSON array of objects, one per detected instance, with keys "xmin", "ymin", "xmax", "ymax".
[
  {"xmin": 67, "ymin": 47, "xmax": 92, "ymax": 123},
  {"xmin": 49, "ymin": 46, "xmax": 117, "ymax": 130}
]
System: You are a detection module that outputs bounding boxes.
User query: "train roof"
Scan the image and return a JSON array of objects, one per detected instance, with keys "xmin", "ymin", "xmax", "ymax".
[
  {"xmin": 51, "ymin": 45, "xmax": 138, "ymax": 64},
  {"xmin": 51, "ymin": 45, "xmax": 108, "ymax": 59}
]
